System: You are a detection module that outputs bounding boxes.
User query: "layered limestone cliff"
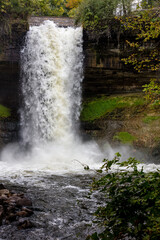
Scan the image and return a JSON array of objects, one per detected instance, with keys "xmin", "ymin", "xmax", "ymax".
[{"xmin": 82, "ymin": 29, "xmax": 156, "ymax": 97}]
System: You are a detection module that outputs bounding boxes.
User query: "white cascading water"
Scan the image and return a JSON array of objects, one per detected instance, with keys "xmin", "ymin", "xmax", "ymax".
[{"xmin": 21, "ymin": 21, "xmax": 83, "ymax": 146}]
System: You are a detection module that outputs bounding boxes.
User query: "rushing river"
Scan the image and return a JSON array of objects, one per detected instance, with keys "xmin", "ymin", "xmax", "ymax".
[
  {"xmin": 0, "ymin": 172, "xmax": 100, "ymax": 240},
  {"xmin": 0, "ymin": 20, "xmax": 160, "ymax": 239}
]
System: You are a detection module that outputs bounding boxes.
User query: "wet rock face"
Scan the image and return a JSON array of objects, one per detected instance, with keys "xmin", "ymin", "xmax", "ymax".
[
  {"xmin": 0, "ymin": 62, "xmax": 20, "ymax": 145},
  {"xmin": 83, "ymin": 30, "xmax": 157, "ymax": 97},
  {"xmin": 0, "ymin": 62, "xmax": 20, "ymax": 108},
  {"xmin": 0, "ymin": 183, "xmax": 34, "ymax": 229},
  {"xmin": 0, "ymin": 120, "xmax": 19, "ymax": 146},
  {"xmin": 0, "ymin": 18, "xmax": 25, "ymax": 145}
]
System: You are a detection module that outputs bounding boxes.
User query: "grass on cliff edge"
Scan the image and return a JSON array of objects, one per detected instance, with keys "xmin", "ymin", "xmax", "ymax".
[
  {"xmin": 81, "ymin": 94, "xmax": 145, "ymax": 121},
  {"xmin": 0, "ymin": 104, "xmax": 11, "ymax": 118}
]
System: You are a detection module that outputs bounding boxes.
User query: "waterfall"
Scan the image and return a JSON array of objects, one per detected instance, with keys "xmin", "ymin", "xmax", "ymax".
[
  {"xmin": 0, "ymin": 20, "xmax": 103, "ymax": 173},
  {"xmin": 20, "ymin": 21, "xmax": 83, "ymax": 146}
]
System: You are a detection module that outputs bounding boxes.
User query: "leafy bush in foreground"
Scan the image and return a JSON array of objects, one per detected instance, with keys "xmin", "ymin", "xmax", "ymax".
[{"xmin": 87, "ymin": 153, "xmax": 160, "ymax": 240}]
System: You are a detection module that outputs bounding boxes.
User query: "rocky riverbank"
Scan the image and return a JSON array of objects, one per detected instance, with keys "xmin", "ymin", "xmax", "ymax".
[{"xmin": 0, "ymin": 183, "xmax": 34, "ymax": 229}]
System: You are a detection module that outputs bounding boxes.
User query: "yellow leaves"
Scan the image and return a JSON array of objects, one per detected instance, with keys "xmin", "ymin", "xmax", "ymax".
[
  {"xmin": 66, "ymin": 0, "xmax": 82, "ymax": 9},
  {"xmin": 119, "ymin": 8, "xmax": 160, "ymax": 73},
  {"xmin": 0, "ymin": 0, "xmax": 11, "ymax": 14},
  {"xmin": 126, "ymin": 40, "xmax": 140, "ymax": 48},
  {"xmin": 53, "ymin": 6, "xmax": 65, "ymax": 16},
  {"xmin": 120, "ymin": 8, "xmax": 160, "ymax": 43},
  {"xmin": 1, "ymin": 5, "xmax": 6, "ymax": 11}
]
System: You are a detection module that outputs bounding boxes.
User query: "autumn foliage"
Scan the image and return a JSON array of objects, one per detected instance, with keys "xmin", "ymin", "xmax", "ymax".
[
  {"xmin": 120, "ymin": 8, "xmax": 160, "ymax": 105},
  {"xmin": 120, "ymin": 9, "xmax": 160, "ymax": 73},
  {"xmin": 66, "ymin": 0, "xmax": 82, "ymax": 9}
]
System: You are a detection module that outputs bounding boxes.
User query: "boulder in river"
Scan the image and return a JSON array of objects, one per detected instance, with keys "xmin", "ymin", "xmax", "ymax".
[{"xmin": 0, "ymin": 183, "xmax": 34, "ymax": 229}]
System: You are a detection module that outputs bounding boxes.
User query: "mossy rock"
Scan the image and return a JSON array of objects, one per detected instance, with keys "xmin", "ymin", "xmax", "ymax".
[
  {"xmin": 143, "ymin": 116, "xmax": 160, "ymax": 124},
  {"xmin": 0, "ymin": 104, "xmax": 11, "ymax": 118},
  {"xmin": 81, "ymin": 94, "xmax": 146, "ymax": 122},
  {"xmin": 113, "ymin": 132, "xmax": 136, "ymax": 145}
]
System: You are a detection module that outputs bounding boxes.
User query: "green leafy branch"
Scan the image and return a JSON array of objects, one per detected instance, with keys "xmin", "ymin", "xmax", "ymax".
[{"xmin": 87, "ymin": 154, "xmax": 160, "ymax": 240}]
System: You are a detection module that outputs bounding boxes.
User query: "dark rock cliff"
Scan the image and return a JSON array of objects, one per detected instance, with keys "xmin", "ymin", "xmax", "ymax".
[
  {"xmin": 0, "ymin": 18, "xmax": 28, "ymax": 146},
  {"xmin": 82, "ymin": 29, "xmax": 156, "ymax": 97}
]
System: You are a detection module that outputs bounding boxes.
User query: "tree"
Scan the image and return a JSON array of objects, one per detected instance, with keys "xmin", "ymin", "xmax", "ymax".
[
  {"xmin": 141, "ymin": 0, "xmax": 160, "ymax": 8},
  {"xmin": 120, "ymin": 8, "xmax": 160, "ymax": 105},
  {"xmin": 0, "ymin": 0, "xmax": 11, "ymax": 15},
  {"xmin": 66, "ymin": 0, "xmax": 82, "ymax": 9},
  {"xmin": 120, "ymin": 9, "xmax": 160, "ymax": 72},
  {"xmin": 0, "ymin": 0, "xmax": 69, "ymax": 19},
  {"xmin": 50, "ymin": 0, "xmax": 68, "ymax": 16},
  {"xmin": 65, "ymin": 0, "xmax": 82, "ymax": 17},
  {"xmin": 75, "ymin": 0, "xmax": 119, "ymax": 30},
  {"xmin": 74, "ymin": 0, "xmax": 139, "ymax": 30}
]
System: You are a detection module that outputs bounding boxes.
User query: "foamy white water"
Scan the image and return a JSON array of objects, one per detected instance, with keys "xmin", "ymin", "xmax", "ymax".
[{"xmin": 21, "ymin": 21, "xmax": 84, "ymax": 145}]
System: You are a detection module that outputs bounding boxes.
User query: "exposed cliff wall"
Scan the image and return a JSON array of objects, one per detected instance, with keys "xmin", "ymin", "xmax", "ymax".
[
  {"xmin": 0, "ymin": 18, "xmax": 28, "ymax": 145},
  {"xmin": 83, "ymin": 30, "xmax": 156, "ymax": 97}
]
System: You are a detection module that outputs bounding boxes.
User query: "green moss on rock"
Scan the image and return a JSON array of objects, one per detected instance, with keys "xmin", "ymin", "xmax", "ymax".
[
  {"xmin": 113, "ymin": 132, "xmax": 136, "ymax": 144},
  {"xmin": 81, "ymin": 94, "xmax": 146, "ymax": 122},
  {"xmin": 0, "ymin": 104, "xmax": 11, "ymax": 118},
  {"xmin": 143, "ymin": 116, "xmax": 160, "ymax": 124}
]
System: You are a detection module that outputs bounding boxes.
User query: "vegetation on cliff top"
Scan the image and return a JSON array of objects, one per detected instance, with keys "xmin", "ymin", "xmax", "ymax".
[
  {"xmin": 1, "ymin": 0, "xmax": 159, "ymax": 20},
  {"xmin": 81, "ymin": 93, "xmax": 160, "ymax": 149},
  {"xmin": 74, "ymin": 0, "xmax": 159, "ymax": 29},
  {"xmin": 0, "ymin": 0, "xmax": 70, "ymax": 18}
]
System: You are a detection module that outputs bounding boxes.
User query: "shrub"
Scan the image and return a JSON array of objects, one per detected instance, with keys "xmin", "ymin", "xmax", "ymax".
[
  {"xmin": 75, "ymin": 0, "xmax": 119, "ymax": 30},
  {"xmin": 87, "ymin": 153, "xmax": 160, "ymax": 240},
  {"xmin": 143, "ymin": 79, "xmax": 160, "ymax": 107}
]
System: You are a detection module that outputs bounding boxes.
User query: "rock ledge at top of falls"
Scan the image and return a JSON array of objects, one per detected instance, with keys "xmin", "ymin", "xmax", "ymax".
[{"xmin": 28, "ymin": 16, "xmax": 76, "ymax": 27}]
